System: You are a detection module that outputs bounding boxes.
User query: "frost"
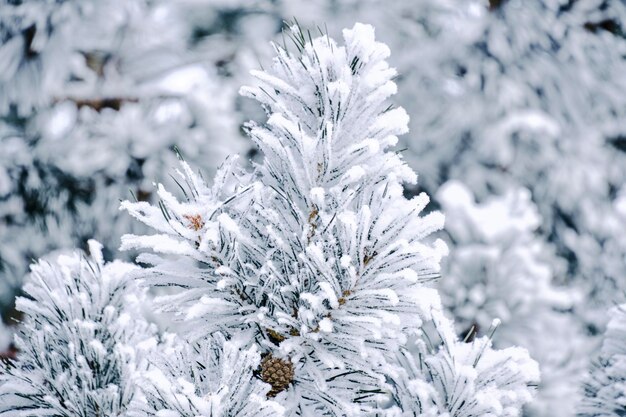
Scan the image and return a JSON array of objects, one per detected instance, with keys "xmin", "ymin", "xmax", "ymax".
[
  {"xmin": 218, "ymin": 213, "xmax": 241, "ymax": 235},
  {"xmin": 0, "ymin": 0, "xmax": 249, "ymax": 305},
  {"xmin": 0, "ymin": 244, "xmax": 157, "ymax": 415},
  {"xmin": 120, "ymin": 22, "xmax": 539, "ymax": 417},
  {"xmin": 310, "ymin": 187, "xmax": 326, "ymax": 207},
  {"xmin": 140, "ymin": 334, "xmax": 283, "ymax": 417},
  {"xmin": 438, "ymin": 181, "xmax": 589, "ymax": 416},
  {"xmin": 579, "ymin": 304, "xmax": 626, "ymax": 417},
  {"xmin": 1, "ymin": 2, "xmax": 623, "ymax": 415}
]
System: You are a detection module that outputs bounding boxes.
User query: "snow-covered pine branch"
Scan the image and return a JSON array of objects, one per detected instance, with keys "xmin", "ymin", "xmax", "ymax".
[
  {"xmin": 0, "ymin": 0, "xmax": 249, "ymax": 313},
  {"xmin": 138, "ymin": 333, "xmax": 284, "ymax": 417},
  {"xmin": 0, "ymin": 240, "xmax": 157, "ymax": 416},
  {"xmin": 388, "ymin": 307, "xmax": 539, "ymax": 417},
  {"xmin": 437, "ymin": 181, "xmax": 589, "ymax": 416},
  {"xmin": 578, "ymin": 304, "xmax": 626, "ymax": 417},
  {"xmin": 121, "ymin": 22, "xmax": 538, "ymax": 416}
]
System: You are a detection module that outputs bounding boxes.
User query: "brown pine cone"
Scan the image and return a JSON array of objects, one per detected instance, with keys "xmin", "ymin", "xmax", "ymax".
[{"xmin": 260, "ymin": 354, "xmax": 294, "ymax": 397}]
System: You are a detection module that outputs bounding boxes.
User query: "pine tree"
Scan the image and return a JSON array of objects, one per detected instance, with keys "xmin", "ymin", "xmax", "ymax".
[
  {"xmin": 578, "ymin": 304, "xmax": 626, "ymax": 417},
  {"xmin": 0, "ymin": 240, "xmax": 157, "ymax": 416},
  {"xmin": 256, "ymin": 3, "xmax": 626, "ymax": 414},
  {"xmin": 277, "ymin": 0, "xmax": 626, "ymax": 321},
  {"xmin": 121, "ymin": 22, "xmax": 539, "ymax": 416},
  {"xmin": 4, "ymin": 2, "xmax": 621, "ymax": 415},
  {"xmin": 437, "ymin": 180, "xmax": 591, "ymax": 416},
  {"xmin": 0, "ymin": 0, "xmax": 256, "ymax": 312}
]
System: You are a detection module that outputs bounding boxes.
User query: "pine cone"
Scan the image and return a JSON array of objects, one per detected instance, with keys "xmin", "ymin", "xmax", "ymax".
[{"xmin": 260, "ymin": 354, "xmax": 294, "ymax": 397}]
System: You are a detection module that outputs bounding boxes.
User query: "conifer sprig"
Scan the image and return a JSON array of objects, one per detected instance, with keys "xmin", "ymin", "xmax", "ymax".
[
  {"xmin": 121, "ymin": 22, "xmax": 539, "ymax": 417},
  {"xmin": 0, "ymin": 241, "xmax": 157, "ymax": 416}
]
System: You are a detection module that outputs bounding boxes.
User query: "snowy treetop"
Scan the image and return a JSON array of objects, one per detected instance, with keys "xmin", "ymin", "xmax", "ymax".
[
  {"xmin": 240, "ymin": 23, "xmax": 418, "ymax": 196},
  {"xmin": 120, "ymin": 22, "xmax": 538, "ymax": 416}
]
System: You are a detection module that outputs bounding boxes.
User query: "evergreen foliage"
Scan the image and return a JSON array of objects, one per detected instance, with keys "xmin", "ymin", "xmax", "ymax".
[
  {"xmin": 0, "ymin": 0, "xmax": 252, "ymax": 307},
  {"xmin": 578, "ymin": 304, "xmax": 626, "ymax": 417},
  {"xmin": 0, "ymin": 240, "xmax": 157, "ymax": 416},
  {"xmin": 2, "ymin": 1, "xmax": 622, "ymax": 414},
  {"xmin": 139, "ymin": 333, "xmax": 284, "ymax": 417},
  {"xmin": 121, "ymin": 23, "xmax": 539, "ymax": 416},
  {"xmin": 437, "ymin": 181, "xmax": 590, "ymax": 416}
]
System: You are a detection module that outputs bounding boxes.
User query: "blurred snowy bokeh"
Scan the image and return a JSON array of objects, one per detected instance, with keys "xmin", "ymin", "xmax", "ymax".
[
  {"xmin": 0, "ymin": 0, "xmax": 261, "ymax": 305},
  {"xmin": 1, "ymin": 1, "xmax": 625, "ymax": 415}
]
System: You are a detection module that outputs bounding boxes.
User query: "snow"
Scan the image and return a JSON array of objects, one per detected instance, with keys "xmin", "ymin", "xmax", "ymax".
[{"xmin": 3, "ymin": 1, "xmax": 623, "ymax": 414}]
